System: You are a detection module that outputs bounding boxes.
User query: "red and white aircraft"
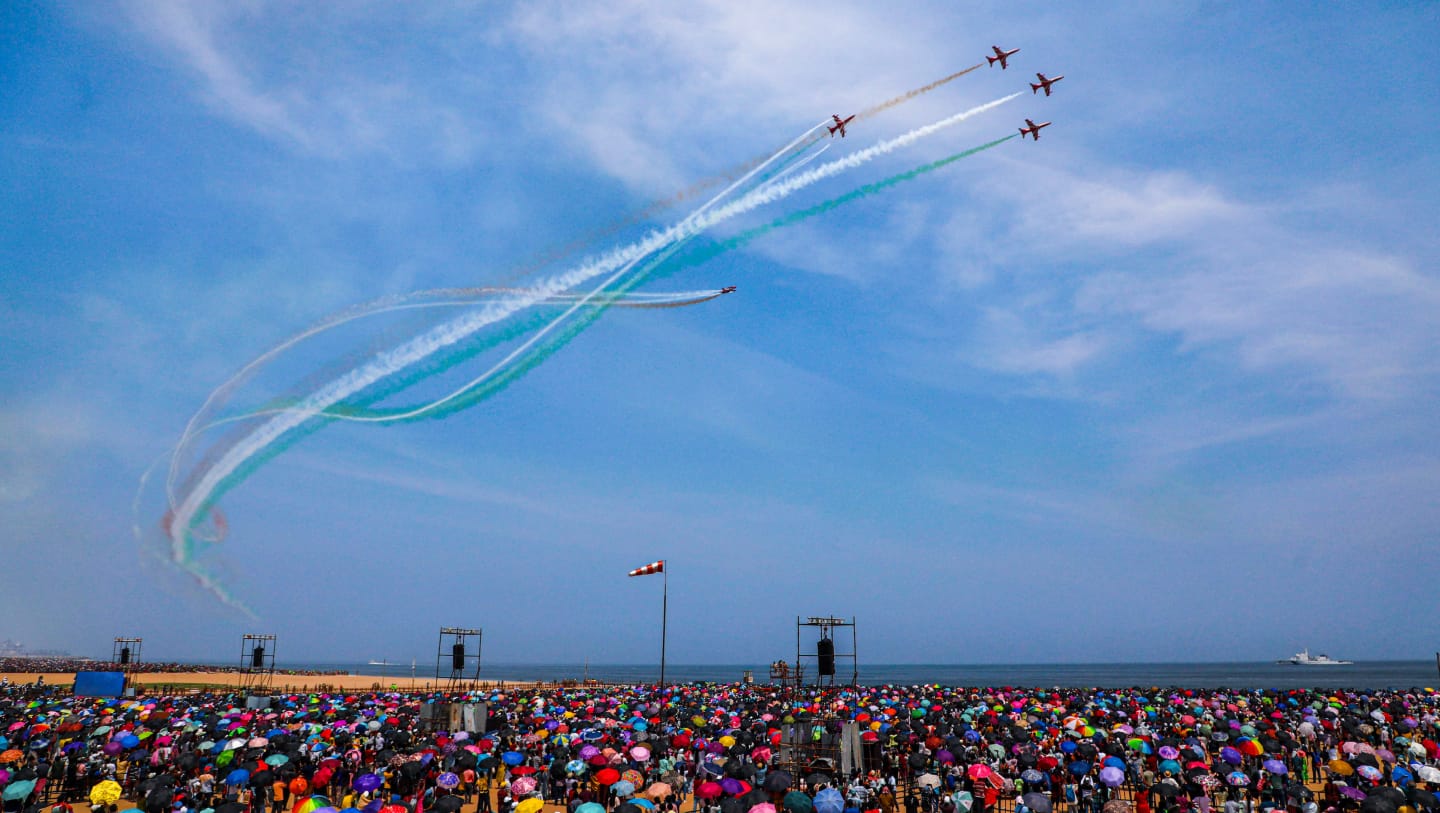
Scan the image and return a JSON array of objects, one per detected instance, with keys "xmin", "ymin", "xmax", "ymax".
[
  {"xmin": 1019, "ymin": 119, "xmax": 1051, "ymax": 140},
  {"xmin": 720, "ymin": 286, "xmax": 737, "ymax": 294},
  {"xmin": 828, "ymin": 114, "xmax": 856, "ymax": 137},
  {"xmin": 987, "ymin": 45, "xmax": 1019, "ymax": 69},
  {"xmin": 1030, "ymin": 72, "xmax": 1064, "ymax": 96}
]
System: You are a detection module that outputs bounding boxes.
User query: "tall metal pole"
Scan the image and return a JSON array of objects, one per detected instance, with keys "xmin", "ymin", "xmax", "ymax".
[{"xmin": 660, "ymin": 563, "xmax": 668, "ymax": 687}]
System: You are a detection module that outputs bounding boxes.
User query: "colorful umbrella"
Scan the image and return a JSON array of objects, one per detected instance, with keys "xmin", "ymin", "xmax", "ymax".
[
  {"xmin": 2, "ymin": 780, "xmax": 36, "ymax": 802},
  {"xmin": 90, "ymin": 780, "xmax": 123, "ymax": 805},
  {"xmin": 509, "ymin": 777, "xmax": 537, "ymax": 796}
]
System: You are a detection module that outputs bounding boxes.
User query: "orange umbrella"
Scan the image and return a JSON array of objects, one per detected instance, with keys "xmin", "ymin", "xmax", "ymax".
[{"xmin": 0, "ymin": 750, "xmax": 23, "ymax": 764}]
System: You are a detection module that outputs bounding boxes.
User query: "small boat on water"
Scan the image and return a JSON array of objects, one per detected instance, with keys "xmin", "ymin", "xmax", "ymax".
[
  {"xmin": 1277, "ymin": 649, "xmax": 1353, "ymax": 665},
  {"xmin": 367, "ymin": 659, "xmax": 391, "ymax": 666}
]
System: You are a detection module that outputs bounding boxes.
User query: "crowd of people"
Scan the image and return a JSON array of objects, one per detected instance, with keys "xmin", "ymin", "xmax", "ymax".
[
  {"xmin": 0, "ymin": 680, "xmax": 1436, "ymax": 813},
  {"xmin": 0, "ymin": 662, "xmax": 346, "ymax": 678}
]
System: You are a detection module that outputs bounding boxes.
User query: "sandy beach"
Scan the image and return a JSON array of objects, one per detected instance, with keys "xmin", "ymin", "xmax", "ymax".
[{"xmin": 0, "ymin": 672, "xmax": 539, "ymax": 693}]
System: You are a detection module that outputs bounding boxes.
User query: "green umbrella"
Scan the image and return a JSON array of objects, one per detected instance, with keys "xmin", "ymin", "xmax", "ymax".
[{"xmin": 3, "ymin": 779, "xmax": 37, "ymax": 801}]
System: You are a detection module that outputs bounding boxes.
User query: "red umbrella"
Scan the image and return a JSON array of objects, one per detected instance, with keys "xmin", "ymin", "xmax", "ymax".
[
  {"xmin": 510, "ymin": 767, "xmax": 537, "ymax": 776},
  {"xmin": 696, "ymin": 782, "xmax": 723, "ymax": 800},
  {"xmin": 596, "ymin": 768, "xmax": 621, "ymax": 786}
]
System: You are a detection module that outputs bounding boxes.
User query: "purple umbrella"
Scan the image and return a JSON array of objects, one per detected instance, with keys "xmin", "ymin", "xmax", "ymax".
[
  {"xmin": 1100, "ymin": 767, "xmax": 1125, "ymax": 788},
  {"xmin": 353, "ymin": 773, "xmax": 383, "ymax": 792},
  {"xmin": 721, "ymin": 778, "xmax": 744, "ymax": 796},
  {"xmin": 1219, "ymin": 747, "xmax": 1242, "ymax": 765},
  {"xmin": 1339, "ymin": 787, "xmax": 1367, "ymax": 801},
  {"xmin": 1158, "ymin": 747, "xmax": 1180, "ymax": 760},
  {"xmin": 1262, "ymin": 760, "xmax": 1287, "ymax": 775}
]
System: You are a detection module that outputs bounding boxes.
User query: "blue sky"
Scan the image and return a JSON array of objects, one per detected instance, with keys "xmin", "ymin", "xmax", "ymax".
[{"xmin": 2, "ymin": 1, "xmax": 1438, "ymax": 667}]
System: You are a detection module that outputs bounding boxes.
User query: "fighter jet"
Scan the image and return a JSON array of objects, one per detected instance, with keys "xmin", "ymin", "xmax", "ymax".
[
  {"xmin": 987, "ymin": 45, "xmax": 1019, "ymax": 69},
  {"xmin": 1030, "ymin": 73, "xmax": 1064, "ymax": 96},
  {"xmin": 1019, "ymin": 119, "xmax": 1052, "ymax": 140}
]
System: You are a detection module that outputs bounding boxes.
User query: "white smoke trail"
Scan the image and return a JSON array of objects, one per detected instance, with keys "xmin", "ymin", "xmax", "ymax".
[
  {"xmin": 165, "ymin": 289, "xmax": 733, "ymax": 441},
  {"xmin": 166, "ymin": 96, "xmax": 1017, "ymax": 573},
  {"xmin": 164, "ymin": 285, "xmax": 732, "ymax": 508}
]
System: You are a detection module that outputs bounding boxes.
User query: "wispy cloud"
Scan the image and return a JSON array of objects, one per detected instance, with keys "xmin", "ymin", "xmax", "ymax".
[
  {"xmin": 115, "ymin": 0, "xmax": 487, "ymax": 164},
  {"xmin": 922, "ymin": 156, "xmax": 1440, "ymax": 401}
]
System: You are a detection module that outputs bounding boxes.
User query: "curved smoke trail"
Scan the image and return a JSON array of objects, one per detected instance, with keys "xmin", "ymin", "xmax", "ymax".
[
  {"xmin": 500, "ymin": 66, "xmax": 984, "ymax": 283},
  {"xmin": 160, "ymin": 95, "xmax": 1021, "ymax": 607},
  {"xmin": 166, "ymin": 287, "xmax": 733, "ymax": 460},
  {"xmin": 244, "ymin": 134, "xmax": 1019, "ymax": 428}
]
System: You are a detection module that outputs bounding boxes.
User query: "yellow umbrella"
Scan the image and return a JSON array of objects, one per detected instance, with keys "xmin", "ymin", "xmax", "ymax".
[
  {"xmin": 90, "ymin": 780, "xmax": 123, "ymax": 805},
  {"xmin": 516, "ymin": 799, "xmax": 544, "ymax": 813}
]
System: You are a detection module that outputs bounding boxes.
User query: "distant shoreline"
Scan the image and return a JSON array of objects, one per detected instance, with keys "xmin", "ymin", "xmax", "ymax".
[{"xmin": 0, "ymin": 671, "xmax": 541, "ymax": 691}]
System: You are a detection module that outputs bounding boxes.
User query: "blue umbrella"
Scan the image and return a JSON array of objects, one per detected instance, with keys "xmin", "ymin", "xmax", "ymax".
[
  {"xmin": 815, "ymin": 789, "xmax": 845, "ymax": 813},
  {"xmin": 3, "ymin": 780, "xmax": 37, "ymax": 802},
  {"xmin": 1069, "ymin": 762, "xmax": 1092, "ymax": 777},
  {"xmin": 226, "ymin": 770, "xmax": 251, "ymax": 786},
  {"xmin": 502, "ymin": 751, "xmax": 524, "ymax": 766}
]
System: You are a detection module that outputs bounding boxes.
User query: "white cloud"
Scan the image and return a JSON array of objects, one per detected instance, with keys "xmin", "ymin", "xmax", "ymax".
[
  {"xmin": 926, "ymin": 155, "xmax": 1440, "ymax": 401},
  {"xmin": 115, "ymin": 0, "xmax": 487, "ymax": 164},
  {"xmin": 504, "ymin": 0, "xmax": 977, "ymax": 194},
  {"xmin": 0, "ymin": 403, "xmax": 96, "ymax": 504}
]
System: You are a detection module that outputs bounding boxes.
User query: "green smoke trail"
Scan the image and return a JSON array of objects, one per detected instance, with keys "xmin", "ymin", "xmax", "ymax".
[
  {"xmin": 317, "ymin": 134, "xmax": 1018, "ymax": 424},
  {"xmin": 173, "ymin": 134, "xmax": 1018, "ymax": 600}
]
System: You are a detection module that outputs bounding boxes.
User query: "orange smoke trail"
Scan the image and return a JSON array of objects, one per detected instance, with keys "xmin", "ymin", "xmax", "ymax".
[
  {"xmin": 857, "ymin": 63, "xmax": 984, "ymax": 121},
  {"xmin": 501, "ymin": 66, "xmax": 983, "ymax": 284}
]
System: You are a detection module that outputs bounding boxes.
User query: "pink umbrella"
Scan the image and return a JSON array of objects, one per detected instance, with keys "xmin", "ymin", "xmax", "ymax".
[{"xmin": 509, "ymin": 777, "xmax": 538, "ymax": 796}]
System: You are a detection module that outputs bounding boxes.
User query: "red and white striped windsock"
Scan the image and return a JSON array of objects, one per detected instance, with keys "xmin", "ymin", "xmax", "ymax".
[{"xmin": 628, "ymin": 560, "xmax": 665, "ymax": 577}]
